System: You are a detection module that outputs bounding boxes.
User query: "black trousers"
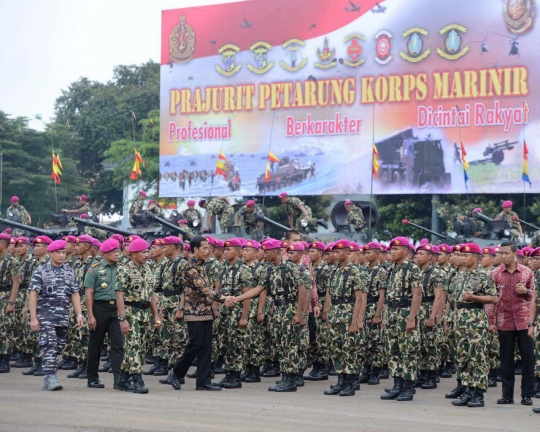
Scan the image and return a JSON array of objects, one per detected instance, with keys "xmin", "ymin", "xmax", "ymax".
[
  {"xmin": 498, "ymin": 329, "xmax": 534, "ymax": 398},
  {"xmin": 87, "ymin": 301, "xmax": 124, "ymax": 383},
  {"xmin": 173, "ymin": 320, "xmax": 213, "ymax": 387}
]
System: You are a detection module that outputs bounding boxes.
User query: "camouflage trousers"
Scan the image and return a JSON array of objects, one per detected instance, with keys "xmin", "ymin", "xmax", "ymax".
[
  {"xmin": 12, "ymin": 295, "xmax": 29, "ymax": 353},
  {"xmin": 487, "ymin": 331, "xmax": 500, "ymax": 371},
  {"xmin": 39, "ymin": 325, "xmax": 68, "ymax": 375},
  {"xmin": 221, "ymin": 307, "xmax": 248, "ymax": 372},
  {"xmin": 439, "ymin": 312, "xmax": 450, "ymax": 365},
  {"xmin": 246, "ymin": 297, "xmax": 273, "ymax": 367},
  {"xmin": 535, "ymin": 330, "xmax": 540, "ymax": 379},
  {"xmin": 385, "ymin": 307, "xmax": 421, "ymax": 382},
  {"xmin": 364, "ymin": 303, "xmax": 384, "ymax": 368},
  {"xmin": 418, "ymin": 305, "xmax": 443, "ymax": 371},
  {"xmin": 274, "ymin": 305, "xmax": 306, "ymax": 374},
  {"xmin": 218, "ymin": 207, "xmax": 235, "ymax": 233},
  {"xmin": 0, "ymin": 292, "xmax": 15, "ymax": 355},
  {"xmin": 154, "ymin": 306, "xmax": 186, "ymax": 365},
  {"xmin": 121, "ymin": 316, "xmax": 149, "ymax": 375},
  {"xmin": 455, "ymin": 310, "xmax": 490, "ymax": 390},
  {"xmin": 310, "ymin": 316, "xmax": 330, "ymax": 365},
  {"xmin": 328, "ymin": 320, "xmax": 362, "ymax": 375},
  {"xmin": 63, "ymin": 303, "xmax": 89, "ymax": 362},
  {"xmin": 212, "ymin": 315, "xmax": 225, "ymax": 363}
]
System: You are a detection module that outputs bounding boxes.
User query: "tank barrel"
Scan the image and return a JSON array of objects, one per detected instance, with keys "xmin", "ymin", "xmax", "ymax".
[
  {"xmin": 144, "ymin": 212, "xmax": 194, "ymax": 240},
  {"xmin": 71, "ymin": 217, "xmax": 133, "ymax": 237},
  {"xmin": 0, "ymin": 218, "xmax": 57, "ymax": 237},
  {"xmin": 402, "ymin": 219, "xmax": 449, "ymax": 239},
  {"xmin": 253, "ymin": 213, "xmax": 291, "ymax": 234},
  {"xmin": 515, "ymin": 217, "xmax": 540, "ymax": 231},
  {"xmin": 472, "ymin": 212, "xmax": 493, "ymax": 224}
]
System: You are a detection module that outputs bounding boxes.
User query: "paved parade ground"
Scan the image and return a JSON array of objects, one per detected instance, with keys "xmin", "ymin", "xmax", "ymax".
[{"xmin": 0, "ymin": 368, "xmax": 537, "ymax": 432}]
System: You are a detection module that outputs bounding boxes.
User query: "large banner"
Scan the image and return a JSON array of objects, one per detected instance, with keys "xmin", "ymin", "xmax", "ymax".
[{"xmin": 159, "ymin": 0, "xmax": 539, "ymax": 197}]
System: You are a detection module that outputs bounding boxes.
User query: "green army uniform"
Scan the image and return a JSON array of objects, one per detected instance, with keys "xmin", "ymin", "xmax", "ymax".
[
  {"xmin": 219, "ymin": 260, "xmax": 253, "ymax": 376},
  {"xmin": 385, "ymin": 259, "xmax": 422, "ymax": 383},
  {"xmin": 67, "ymin": 203, "xmax": 91, "ymax": 227},
  {"xmin": 5, "ymin": 205, "xmax": 31, "ymax": 225},
  {"xmin": 206, "ymin": 198, "xmax": 235, "ymax": 232},
  {"xmin": 180, "ymin": 208, "xmax": 203, "ymax": 229},
  {"xmin": 345, "ymin": 206, "xmax": 366, "ymax": 233},
  {"xmin": 495, "ymin": 210, "xmax": 520, "ymax": 240},
  {"xmin": 444, "ymin": 269, "xmax": 465, "ymax": 374},
  {"xmin": 437, "ymin": 262, "xmax": 454, "ymax": 374},
  {"xmin": 454, "ymin": 267, "xmax": 497, "ymax": 391},
  {"xmin": 364, "ymin": 263, "xmax": 388, "ymax": 370},
  {"xmin": 284, "ymin": 197, "xmax": 317, "ymax": 231},
  {"xmin": 84, "ymin": 226, "xmax": 107, "ymax": 241},
  {"xmin": 203, "ymin": 257, "xmax": 225, "ymax": 365},
  {"xmin": 65, "ymin": 255, "xmax": 79, "ymax": 268},
  {"xmin": 0, "ymin": 254, "xmax": 21, "ymax": 358},
  {"xmin": 116, "ymin": 260, "xmax": 155, "ymax": 375},
  {"xmin": 418, "ymin": 264, "xmax": 447, "ymax": 379},
  {"xmin": 129, "ymin": 198, "xmax": 145, "ymax": 226},
  {"xmin": 237, "ymin": 205, "xmax": 263, "ymax": 235},
  {"xmin": 312, "ymin": 262, "xmax": 331, "ymax": 368},
  {"xmin": 148, "ymin": 205, "xmax": 165, "ymax": 227},
  {"xmin": 13, "ymin": 254, "xmax": 34, "ymax": 359}
]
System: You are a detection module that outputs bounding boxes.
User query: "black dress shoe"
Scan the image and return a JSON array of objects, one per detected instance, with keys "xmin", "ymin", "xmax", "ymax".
[
  {"xmin": 196, "ymin": 382, "xmax": 222, "ymax": 391},
  {"xmin": 87, "ymin": 380, "xmax": 105, "ymax": 389},
  {"xmin": 533, "ymin": 407, "xmax": 540, "ymax": 413},
  {"xmin": 521, "ymin": 397, "xmax": 533, "ymax": 406},
  {"xmin": 497, "ymin": 397, "xmax": 514, "ymax": 405}
]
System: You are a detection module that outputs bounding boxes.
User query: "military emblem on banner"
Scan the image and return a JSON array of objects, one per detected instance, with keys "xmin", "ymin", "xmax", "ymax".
[
  {"xmin": 344, "ymin": 34, "xmax": 365, "ymax": 67},
  {"xmin": 374, "ymin": 30, "xmax": 393, "ymax": 65},
  {"xmin": 169, "ymin": 16, "xmax": 195, "ymax": 63},
  {"xmin": 314, "ymin": 37, "xmax": 337, "ymax": 69},
  {"xmin": 437, "ymin": 25, "xmax": 470, "ymax": 60},
  {"xmin": 280, "ymin": 39, "xmax": 307, "ymax": 72},
  {"xmin": 504, "ymin": 0, "xmax": 536, "ymax": 35},
  {"xmin": 247, "ymin": 42, "xmax": 274, "ymax": 74},
  {"xmin": 399, "ymin": 28, "xmax": 431, "ymax": 63},
  {"xmin": 216, "ymin": 44, "xmax": 242, "ymax": 76}
]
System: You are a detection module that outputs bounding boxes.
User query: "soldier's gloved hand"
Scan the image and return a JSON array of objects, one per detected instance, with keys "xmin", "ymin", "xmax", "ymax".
[
  {"xmin": 256, "ymin": 312, "xmax": 264, "ymax": 323},
  {"xmin": 238, "ymin": 317, "xmax": 248, "ymax": 329},
  {"xmin": 120, "ymin": 320, "xmax": 131, "ymax": 335},
  {"xmin": 31, "ymin": 318, "xmax": 40, "ymax": 332}
]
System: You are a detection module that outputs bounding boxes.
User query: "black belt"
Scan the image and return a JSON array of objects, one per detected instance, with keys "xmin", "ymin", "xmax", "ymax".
[
  {"xmin": 423, "ymin": 296, "xmax": 435, "ymax": 303},
  {"xmin": 94, "ymin": 299, "xmax": 117, "ymax": 305},
  {"xmin": 367, "ymin": 296, "xmax": 379, "ymax": 304},
  {"xmin": 163, "ymin": 289, "xmax": 182, "ymax": 297},
  {"xmin": 456, "ymin": 302, "xmax": 483, "ymax": 310},
  {"xmin": 154, "ymin": 288, "xmax": 163, "ymax": 293},
  {"xmin": 331, "ymin": 297, "xmax": 355, "ymax": 305},
  {"xmin": 317, "ymin": 291, "xmax": 326, "ymax": 297},
  {"xmin": 274, "ymin": 298, "xmax": 296, "ymax": 307},
  {"xmin": 125, "ymin": 300, "xmax": 150, "ymax": 309},
  {"xmin": 387, "ymin": 299, "xmax": 412, "ymax": 308},
  {"xmin": 0, "ymin": 286, "xmax": 11, "ymax": 292}
]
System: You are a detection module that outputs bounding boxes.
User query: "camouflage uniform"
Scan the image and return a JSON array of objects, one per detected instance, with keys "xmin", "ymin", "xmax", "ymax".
[
  {"xmin": 67, "ymin": 203, "xmax": 91, "ymax": 227},
  {"xmin": 29, "ymin": 261, "xmax": 78, "ymax": 375},
  {"xmin": 245, "ymin": 262, "xmax": 270, "ymax": 368},
  {"xmin": 181, "ymin": 208, "xmax": 203, "ymax": 229},
  {"xmin": 454, "ymin": 267, "xmax": 497, "ymax": 390},
  {"xmin": 116, "ymin": 260, "xmax": 155, "ymax": 375},
  {"xmin": 206, "ymin": 198, "xmax": 234, "ymax": 232},
  {"xmin": 148, "ymin": 257, "xmax": 168, "ymax": 358},
  {"xmin": 204, "ymin": 257, "xmax": 224, "ymax": 364},
  {"xmin": 364, "ymin": 263, "xmax": 388, "ymax": 368},
  {"xmin": 533, "ymin": 269, "xmax": 540, "ymax": 381},
  {"xmin": 284, "ymin": 197, "xmax": 317, "ymax": 231},
  {"xmin": 14, "ymin": 254, "xmax": 35, "ymax": 355},
  {"xmin": 84, "ymin": 226, "xmax": 107, "ymax": 241},
  {"xmin": 219, "ymin": 260, "xmax": 253, "ymax": 372},
  {"xmin": 445, "ymin": 269, "xmax": 465, "ymax": 369},
  {"xmin": 531, "ymin": 231, "xmax": 540, "ymax": 249},
  {"xmin": 129, "ymin": 198, "xmax": 145, "ymax": 226},
  {"xmin": 237, "ymin": 205, "xmax": 263, "ymax": 235},
  {"xmin": 344, "ymin": 206, "xmax": 366, "ymax": 233},
  {"xmin": 294, "ymin": 262, "xmax": 312, "ymax": 372},
  {"xmin": 385, "ymin": 259, "xmax": 422, "ymax": 382},
  {"xmin": 328, "ymin": 262, "xmax": 368, "ymax": 375},
  {"xmin": 495, "ymin": 210, "xmax": 520, "ymax": 240},
  {"xmin": 5, "ymin": 204, "xmax": 31, "ymax": 224},
  {"xmin": 418, "ymin": 265, "xmax": 447, "ymax": 372},
  {"xmin": 312, "ymin": 262, "xmax": 331, "ymax": 366},
  {"xmin": 0, "ymin": 254, "xmax": 21, "ymax": 356}
]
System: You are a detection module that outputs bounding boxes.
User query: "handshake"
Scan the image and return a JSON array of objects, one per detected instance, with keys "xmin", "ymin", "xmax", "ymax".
[{"xmin": 224, "ymin": 296, "xmax": 238, "ymax": 307}]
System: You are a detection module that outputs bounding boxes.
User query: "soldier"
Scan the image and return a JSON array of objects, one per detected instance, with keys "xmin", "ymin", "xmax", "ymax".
[
  {"xmin": 494, "ymin": 200, "xmax": 523, "ymax": 241},
  {"xmin": 343, "ymin": 199, "xmax": 366, "ymax": 233},
  {"xmin": 360, "ymin": 242, "xmax": 387, "ymax": 385},
  {"xmin": 471, "ymin": 208, "xmax": 485, "ymax": 237},
  {"xmin": 437, "ymin": 245, "xmax": 453, "ymax": 274},
  {"xmin": 199, "ymin": 197, "xmax": 234, "ymax": 233},
  {"xmin": 114, "ymin": 238, "xmax": 161, "ymax": 394},
  {"xmin": 29, "ymin": 240, "xmax": 84, "ymax": 391},
  {"xmin": 147, "ymin": 200, "xmax": 164, "ymax": 218},
  {"xmin": 181, "ymin": 200, "xmax": 203, "ymax": 232},
  {"xmin": 530, "ymin": 230, "xmax": 540, "ymax": 249},
  {"xmin": 450, "ymin": 243, "xmax": 497, "ymax": 408},
  {"xmin": 79, "ymin": 214, "xmax": 107, "ymax": 241},
  {"xmin": 90, "ymin": 239, "xmax": 101, "ymax": 259},
  {"xmin": 0, "ymin": 233, "xmax": 21, "ymax": 373},
  {"xmin": 62, "ymin": 195, "xmax": 91, "ymax": 218},
  {"xmin": 63, "ymin": 236, "xmax": 79, "ymax": 268},
  {"xmin": 84, "ymin": 238, "xmax": 124, "ymax": 389},
  {"xmin": 5, "ymin": 196, "xmax": 31, "ymax": 225},
  {"xmin": 233, "ymin": 238, "xmax": 307, "ymax": 392},
  {"xmin": 278, "ymin": 192, "xmax": 327, "ymax": 231},
  {"xmin": 214, "ymin": 240, "xmax": 225, "ymax": 262},
  {"xmin": 128, "ymin": 190, "xmax": 147, "ymax": 226},
  {"xmin": 216, "ymin": 238, "xmax": 253, "ymax": 389},
  {"xmin": 380, "ymin": 237, "xmax": 422, "ymax": 402},
  {"xmin": 234, "ymin": 200, "xmax": 263, "ymax": 235},
  {"xmin": 177, "ymin": 220, "xmax": 192, "ymax": 240},
  {"xmin": 415, "ymin": 244, "xmax": 447, "ymax": 390},
  {"xmin": 322, "ymin": 239, "xmax": 368, "ymax": 396},
  {"xmin": 528, "ymin": 247, "xmax": 540, "ymax": 413}
]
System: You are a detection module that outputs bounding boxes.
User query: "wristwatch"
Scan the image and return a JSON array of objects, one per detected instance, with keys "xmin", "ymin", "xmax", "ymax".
[
  {"xmin": 76, "ymin": 314, "xmax": 84, "ymax": 318},
  {"xmin": 7, "ymin": 301, "xmax": 15, "ymax": 306},
  {"xmin": 118, "ymin": 316, "xmax": 126, "ymax": 322},
  {"xmin": 527, "ymin": 322, "xmax": 533, "ymax": 328},
  {"xmin": 177, "ymin": 306, "xmax": 184, "ymax": 311}
]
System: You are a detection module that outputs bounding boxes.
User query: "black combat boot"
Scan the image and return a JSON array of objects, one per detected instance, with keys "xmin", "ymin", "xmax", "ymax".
[
  {"xmin": 154, "ymin": 359, "xmax": 168, "ymax": 376},
  {"xmin": 324, "ymin": 374, "xmax": 345, "ymax": 395},
  {"xmin": 311, "ymin": 364, "xmax": 329, "ymax": 381},
  {"xmin": 114, "ymin": 371, "xmax": 133, "ymax": 392},
  {"xmin": 445, "ymin": 379, "xmax": 466, "ymax": 399},
  {"xmin": 100, "ymin": 345, "xmax": 108, "ymax": 359},
  {"xmin": 187, "ymin": 368, "xmax": 198, "ymax": 378},
  {"xmin": 14, "ymin": 353, "xmax": 33, "ymax": 368},
  {"xmin": 143, "ymin": 357, "xmax": 161, "ymax": 375},
  {"xmin": 61, "ymin": 356, "xmax": 77, "ymax": 370},
  {"xmin": 145, "ymin": 352, "xmax": 155, "ymax": 365},
  {"xmin": 132, "ymin": 373, "xmax": 149, "ymax": 394},
  {"xmin": 421, "ymin": 370, "xmax": 437, "ymax": 389},
  {"xmin": 452, "ymin": 387, "xmax": 473, "ymax": 406},
  {"xmin": 274, "ymin": 373, "xmax": 297, "ymax": 392},
  {"xmin": 99, "ymin": 361, "xmax": 111, "ymax": 372},
  {"xmin": 33, "ymin": 357, "xmax": 45, "ymax": 376},
  {"xmin": 339, "ymin": 374, "xmax": 356, "ymax": 397},
  {"xmin": 440, "ymin": 361, "xmax": 454, "ymax": 378},
  {"xmin": 368, "ymin": 367, "xmax": 381, "ymax": 385},
  {"xmin": 260, "ymin": 362, "xmax": 271, "ymax": 375},
  {"xmin": 384, "ymin": 377, "xmax": 400, "ymax": 393},
  {"xmin": 0, "ymin": 355, "xmax": 10, "ymax": 373},
  {"xmin": 170, "ymin": 370, "xmax": 182, "ymax": 390},
  {"xmin": 317, "ymin": 219, "xmax": 328, "ymax": 229},
  {"xmin": 10, "ymin": 350, "xmax": 21, "ymax": 362},
  {"xmin": 414, "ymin": 370, "xmax": 427, "ymax": 388},
  {"xmin": 245, "ymin": 366, "xmax": 261, "ymax": 383},
  {"xmin": 222, "ymin": 370, "xmax": 242, "ymax": 389},
  {"xmin": 268, "ymin": 373, "xmax": 285, "ymax": 391},
  {"xmin": 467, "ymin": 387, "xmax": 485, "ymax": 408},
  {"xmin": 534, "ymin": 377, "xmax": 540, "ymax": 397},
  {"xmin": 379, "ymin": 364, "xmax": 390, "ymax": 379},
  {"xmin": 67, "ymin": 361, "xmax": 86, "ymax": 378},
  {"xmin": 304, "ymin": 362, "xmax": 319, "ymax": 380},
  {"xmin": 488, "ymin": 369, "xmax": 498, "ymax": 388},
  {"xmin": 381, "ymin": 377, "xmax": 403, "ymax": 400},
  {"xmin": 359, "ymin": 364, "xmax": 371, "ymax": 384},
  {"xmin": 327, "ymin": 361, "xmax": 338, "ymax": 376},
  {"xmin": 263, "ymin": 361, "xmax": 281, "ymax": 377},
  {"xmin": 241, "ymin": 365, "xmax": 252, "ymax": 382},
  {"xmin": 218, "ymin": 370, "xmax": 232, "ymax": 387},
  {"xmin": 214, "ymin": 356, "xmax": 225, "ymax": 374},
  {"xmin": 77, "ymin": 361, "xmax": 88, "ymax": 379},
  {"xmin": 22, "ymin": 357, "xmax": 38, "ymax": 376},
  {"xmin": 296, "ymin": 369, "xmax": 305, "ymax": 387},
  {"xmin": 397, "ymin": 380, "xmax": 415, "ymax": 401}
]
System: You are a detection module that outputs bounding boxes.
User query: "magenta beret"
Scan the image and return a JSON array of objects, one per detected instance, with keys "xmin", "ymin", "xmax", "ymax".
[
  {"xmin": 63, "ymin": 235, "xmax": 77, "ymax": 243},
  {"xmin": 529, "ymin": 247, "xmax": 540, "ymax": 258},
  {"xmin": 325, "ymin": 242, "xmax": 335, "ymax": 252},
  {"xmin": 242, "ymin": 239, "xmax": 260, "ymax": 249},
  {"xmin": 91, "ymin": 239, "xmax": 100, "ymax": 247},
  {"xmin": 224, "ymin": 238, "xmax": 242, "ymax": 247},
  {"xmin": 33, "ymin": 236, "xmax": 52, "ymax": 246},
  {"xmin": 100, "ymin": 238, "xmax": 120, "ymax": 253},
  {"xmin": 0, "ymin": 233, "xmax": 11, "ymax": 240},
  {"xmin": 126, "ymin": 235, "xmax": 141, "ymax": 243},
  {"xmin": 47, "ymin": 240, "xmax": 67, "ymax": 252},
  {"xmin": 309, "ymin": 241, "xmax": 326, "ymax": 251},
  {"xmin": 139, "ymin": 190, "xmax": 147, "ymax": 198},
  {"xmin": 462, "ymin": 243, "xmax": 482, "ymax": 254},
  {"xmin": 502, "ymin": 200, "xmax": 513, "ymax": 209},
  {"xmin": 204, "ymin": 236, "xmax": 216, "ymax": 245},
  {"xmin": 178, "ymin": 219, "xmax": 188, "ymax": 225},
  {"xmin": 364, "ymin": 242, "xmax": 381, "ymax": 251},
  {"xmin": 163, "ymin": 236, "xmax": 181, "ymax": 245},
  {"xmin": 150, "ymin": 238, "xmax": 164, "ymax": 247},
  {"xmin": 110, "ymin": 234, "xmax": 124, "ymax": 243},
  {"xmin": 80, "ymin": 195, "xmax": 88, "ymax": 201},
  {"xmin": 278, "ymin": 192, "xmax": 288, "ymax": 199},
  {"xmin": 77, "ymin": 235, "xmax": 93, "ymax": 244},
  {"xmin": 472, "ymin": 208, "xmax": 482, "ymax": 214},
  {"xmin": 349, "ymin": 242, "xmax": 361, "ymax": 252},
  {"xmin": 215, "ymin": 240, "xmax": 224, "ymax": 248},
  {"xmin": 198, "ymin": 199, "xmax": 206, "ymax": 207},
  {"xmin": 334, "ymin": 239, "xmax": 351, "ymax": 250},
  {"xmin": 389, "ymin": 237, "xmax": 410, "ymax": 248},
  {"xmin": 246, "ymin": 200, "xmax": 255, "ymax": 206},
  {"xmin": 187, "ymin": 200, "xmax": 196, "ymax": 206},
  {"xmin": 344, "ymin": 199, "xmax": 353, "ymax": 206},
  {"xmin": 261, "ymin": 239, "xmax": 281, "ymax": 251},
  {"xmin": 129, "ymin": 238, "xmax": 149, "ymax": 253},
  {"xmin": 15, "ymin": 237, "xmax": 29, "ymax": 245},
  {"xmin": 10, "ymin": 196, "xmax": 19, "ymax": 203}
]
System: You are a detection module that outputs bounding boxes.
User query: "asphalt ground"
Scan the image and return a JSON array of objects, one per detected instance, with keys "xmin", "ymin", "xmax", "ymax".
[{"xmin": 0, "ymin": 366, "xmax": 538, "ymax": 432}]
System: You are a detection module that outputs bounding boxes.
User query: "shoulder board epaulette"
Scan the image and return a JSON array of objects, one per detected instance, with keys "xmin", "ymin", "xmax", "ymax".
[{"xmin": 91, "ymin": 262, "xmax": 100, "ymax": 268}]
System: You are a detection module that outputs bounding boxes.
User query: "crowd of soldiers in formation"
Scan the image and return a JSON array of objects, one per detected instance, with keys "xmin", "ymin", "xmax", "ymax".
[{"xmin": 159, "ymin": 170, "xmax": 217, "ymax": 191}]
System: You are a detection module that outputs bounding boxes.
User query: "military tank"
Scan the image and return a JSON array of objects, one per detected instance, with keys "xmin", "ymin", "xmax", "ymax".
[{"xmin": 256, "ymin": 156, "xmax": 311, "ymax": 193}]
